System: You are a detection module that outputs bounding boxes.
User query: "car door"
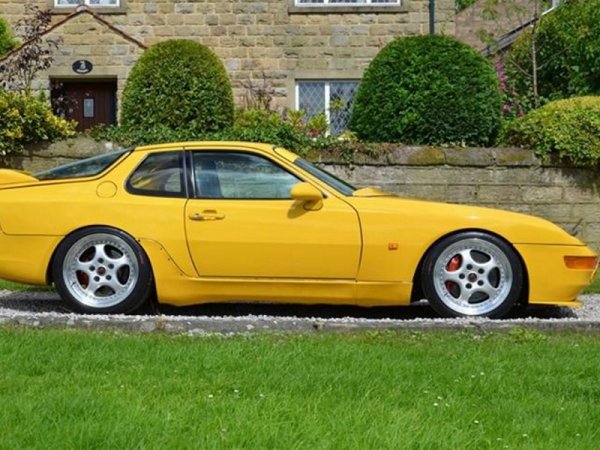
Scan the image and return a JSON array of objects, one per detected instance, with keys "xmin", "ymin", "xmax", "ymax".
[{"xmin": 184, "ymin": 150, "xmax": 361, "ymax": 279}]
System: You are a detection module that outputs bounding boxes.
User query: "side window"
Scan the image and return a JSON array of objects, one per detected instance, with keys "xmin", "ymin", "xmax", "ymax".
[
  {"xmin": 127, "ymin": 152, "xmax": 185, "ymax": 197},
  {"xmin": 296, "ymin": 80, "xmax": 360, "ymax": 136},
  {"xmin": 192, "ymin": 152, "xmax": 301, "ymax": 199}
]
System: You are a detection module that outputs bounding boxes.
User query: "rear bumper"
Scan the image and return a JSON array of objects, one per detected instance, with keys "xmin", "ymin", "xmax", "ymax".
[
  {"xmin": 0, "ymin": 228, "xmax": 60, "ymax": 285},
  {"xmin": 515, "ymin": 244, "xmax": 598, "ymax": 305}
]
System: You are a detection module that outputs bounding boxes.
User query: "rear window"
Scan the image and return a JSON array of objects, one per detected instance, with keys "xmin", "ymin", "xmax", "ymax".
[{"xmin": 34, "ymin": 149, "xmax": 131, "ymax": 181}]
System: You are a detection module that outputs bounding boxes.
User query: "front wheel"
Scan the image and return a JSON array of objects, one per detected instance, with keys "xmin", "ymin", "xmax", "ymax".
[
  {"xmin": 52, "ymin": 227, "xmax": 153, "ymax": 314},
  {"xmin": 421, "ymin": 232, "xmax": 524, "ymax": 319}
]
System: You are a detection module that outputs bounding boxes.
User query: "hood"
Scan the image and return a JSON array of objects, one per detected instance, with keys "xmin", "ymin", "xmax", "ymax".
[
  {"xmin": 353, "ymin": 187, "xmax": 393, "ymax": 197},
  {"xmin": 0, "ymin": 169, "xmax": 39, "ymax": 188},
  {"xmin": 346, "ymin": 195, "xmax": 584, "ymax": 246}
]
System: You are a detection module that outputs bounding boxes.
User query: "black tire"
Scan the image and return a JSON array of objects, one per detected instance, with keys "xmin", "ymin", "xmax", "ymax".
[
  {"xmin": 52, "ymin": 227, "xmax": 153, "ymax": 314},
  {"xmin": 421, "ymin": 231, "xmax": 524, "ymax": 319}
]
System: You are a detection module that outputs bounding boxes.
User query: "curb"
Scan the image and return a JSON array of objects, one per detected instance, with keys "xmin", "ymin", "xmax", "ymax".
[{"xmin": 2, "ymin": 311, "xmax": 600, "ymax": 335}]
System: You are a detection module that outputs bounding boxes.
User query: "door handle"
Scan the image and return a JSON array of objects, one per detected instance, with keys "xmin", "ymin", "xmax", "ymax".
[{"xmin": 189, "ymin": 211, "xmax": 225, "ymax": 221}]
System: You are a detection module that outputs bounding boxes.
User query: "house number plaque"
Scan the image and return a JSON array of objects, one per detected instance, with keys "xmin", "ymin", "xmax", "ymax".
[{"xmin": 72, "ymin": 60, "xmax": 93, "ymax": 74}]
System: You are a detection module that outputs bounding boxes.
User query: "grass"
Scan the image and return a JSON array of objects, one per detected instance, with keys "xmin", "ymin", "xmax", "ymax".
[
  {"xmin": 0, "ymin": 279, "xmax": 52, "ymax": 292},
  {"xmin": 583, "ymin": 272, "xmax": 600, "ymax": 294},
  {"xmin": 0, "ymin": 328, "xmax": 599, "ymax": 449}
]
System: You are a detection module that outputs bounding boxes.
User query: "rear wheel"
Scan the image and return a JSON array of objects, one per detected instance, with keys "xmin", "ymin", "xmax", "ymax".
[
  {"xmin": 421, "ymin": 232, "xmax": 524, "ymax": 318},
  {"xmin": 53, "ymin": 227, "xmax": 153, "ymax": 314}
]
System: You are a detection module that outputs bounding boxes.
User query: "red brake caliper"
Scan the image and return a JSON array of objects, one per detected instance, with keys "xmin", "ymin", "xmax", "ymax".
[
  {"xmin": 77, "ymin": 272, "xmax": 89, "ymax": 288},
  {"xmin": 445, "ymin": 255, "xmax": 462, "ymax": 292}
]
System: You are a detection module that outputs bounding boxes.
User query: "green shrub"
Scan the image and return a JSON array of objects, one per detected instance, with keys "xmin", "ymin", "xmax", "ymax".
[
  {"xmin": 349, "ymin": 35, "xmax": 502, "ymax": 146},
  {"xmin": 507, "ymin": 0, "xmax": 600, "ymax": 103},
  {"xmin": 219, "ymin": 109, "xmax": 336, "ymax": 155},
  {"xmin": 95, "ymin": 108, "xmax": 336, "ymax": 156},
  {"xmin": 0, "ymin": 17, "xmax": 17, "ymax": 57},
  {"xmin": 455, "ymin": 0, "xmax": 477, "ymax": 12},
  {"xmin": 501, "ymin": 96, "xmax": 600, "ymax": 166},
  {"xmin": 121, "ymin": 39, "xmax": 234, "ymax": 137},
  {"xmin": 0, "ymin": 90, "xmax": 76, "ymax": 155}
]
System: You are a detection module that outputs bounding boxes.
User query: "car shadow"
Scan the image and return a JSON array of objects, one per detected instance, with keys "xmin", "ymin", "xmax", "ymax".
[
  {"xmin": 0, "ymin": 291, "xmax": 577, "ymax": 320},
  {"xmin": 155, "ymin": 301, "xmax": 577, "ymax": 320}
]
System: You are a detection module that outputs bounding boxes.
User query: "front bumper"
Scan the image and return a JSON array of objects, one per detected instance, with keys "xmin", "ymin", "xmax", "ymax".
[{"xmin": 515, "ymin": 243, "xmax": 598, "ymax": 305}]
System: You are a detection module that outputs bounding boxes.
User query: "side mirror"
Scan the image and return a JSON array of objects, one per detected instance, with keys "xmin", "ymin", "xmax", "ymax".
[{"xmin": 290, "ymin": 182, "xmax": 324, "ymax": 210}]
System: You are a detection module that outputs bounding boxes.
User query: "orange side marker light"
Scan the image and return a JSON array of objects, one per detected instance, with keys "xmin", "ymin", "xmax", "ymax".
[{"xmin": 564, "ymin": 256, "xmax": 598, "ymax": 270}]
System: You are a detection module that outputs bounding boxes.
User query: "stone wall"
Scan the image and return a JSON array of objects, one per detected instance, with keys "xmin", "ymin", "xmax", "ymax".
[
  {"xmin": 0, "ymin": 137, "xmax": 117, "ymax": 174},
  {"xmin": 3, "ymin": 140, "xmax": 598, "ymax": 250},
  {"xmin": 0, "ymin": 0, "xmax": 456, "ymax": 110},
  {"xmin": 317, "ymin": 146, "xmax": 600, "ymax": 251}
]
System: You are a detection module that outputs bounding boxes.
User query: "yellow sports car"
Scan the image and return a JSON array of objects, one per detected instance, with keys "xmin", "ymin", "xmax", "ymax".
[{"xmin": 0, "ymin": 142, "xmax": 597, "ymax": 318}]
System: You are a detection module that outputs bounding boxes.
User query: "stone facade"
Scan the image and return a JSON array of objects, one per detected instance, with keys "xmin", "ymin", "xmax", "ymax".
[
  {"xmin": 5, "ymin": 141, "xmax": 599, "ymax": 251},
  {"xmin": 0, "ymin": 0, "xmax": 456, "ymax": 114}
]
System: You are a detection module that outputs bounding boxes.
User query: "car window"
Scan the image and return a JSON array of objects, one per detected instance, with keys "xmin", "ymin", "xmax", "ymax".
[
  {"xmin": 35, "ymin": 149, "xmax": 131, "ymax": 181},
  {"xmin": 127, "ymin": 151, "xmax": 185, "ymax": 198},
  {"xmin": 293, "ymin": 158, "xmax": 356, "ymax": 196},
  {"xmin": 192, "ymin": 152, "xmax": 300, "ymax": 199}
]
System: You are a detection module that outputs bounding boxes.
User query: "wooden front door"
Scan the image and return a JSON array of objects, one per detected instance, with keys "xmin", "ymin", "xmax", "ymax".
[{"xmin": 51, "ymin": 80, "xmax": 117, "ymax": 132}]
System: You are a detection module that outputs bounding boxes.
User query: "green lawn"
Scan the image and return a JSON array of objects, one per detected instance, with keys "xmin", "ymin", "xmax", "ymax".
[
  {"xmin": 0, "ymin": 328, "xmax": 599, "ymax": 449},
  {"xmin": 0, "ymin": 279, "xmax": 52, "ymax": 292},
  {"xmin": 583, "ymin": 272, "xmax": 600, "ymax": 294}
]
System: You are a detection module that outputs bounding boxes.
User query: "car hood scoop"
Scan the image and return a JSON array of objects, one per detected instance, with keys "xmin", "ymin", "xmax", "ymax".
[{"xmin": 0, "ymin": 169, "xmax": 38, "ymax": 187}]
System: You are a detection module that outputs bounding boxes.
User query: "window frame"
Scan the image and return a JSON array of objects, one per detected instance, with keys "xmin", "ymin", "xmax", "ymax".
[
  {"xmin": 50, "ymin": 0, "xmax": 126, "ymax": 15},
  {"xmin": 289, "ymin": 0, "xmax": 406, "ymax": 14},
  {"xmin": 188, "ymin": 150, "xmax": 306, "ymax": 201},
  {"xmin": 125, "ymin": 151, "xmax": 188, "ymax": 199},
  {"xmin": 295, "ymin": 0, "xmax": 400, "ymax": 5},
  {"xmin": 54, "ymin": 0, "xmax": 121, "ymax": 7},
  {"xmin": 295, "ymin": 79, "xmax": 360, "ymax": 136}
]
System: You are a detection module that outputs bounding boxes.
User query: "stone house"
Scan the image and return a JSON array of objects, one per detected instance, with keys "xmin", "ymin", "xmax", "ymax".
[
  {"xmin": 0, "ymin": 0, "xmax": 455, "ymax": 132},
  {"xmin": 455, "ymin": 0, "xmax": 561, "ymax": 55}
]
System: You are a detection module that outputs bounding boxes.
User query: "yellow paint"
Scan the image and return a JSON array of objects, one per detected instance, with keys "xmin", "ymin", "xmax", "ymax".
[
  {"xmin": 0, "ymin": 141, "xmax": 596, "ymax": 308},
  {"xmin": 96, "ymin": 181, "xmax": 117, "ymax": 198},
  {"xmin": 0, "ymin": 169, "xmax": 38, "ymax": 186}
]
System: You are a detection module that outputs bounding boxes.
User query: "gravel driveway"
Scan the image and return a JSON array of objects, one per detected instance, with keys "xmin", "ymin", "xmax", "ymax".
[{"xmin": 1, "ymin": 289, "xmax": 599, "ymax": 333}]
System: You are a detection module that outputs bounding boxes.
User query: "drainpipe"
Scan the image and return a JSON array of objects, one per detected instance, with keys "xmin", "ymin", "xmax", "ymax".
[{"xmin": 429, "ymin": 0, "xmax": 436, "ymax": 35}]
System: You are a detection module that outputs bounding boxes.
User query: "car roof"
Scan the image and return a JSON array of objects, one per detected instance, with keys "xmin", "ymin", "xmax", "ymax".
[{"xmin": 134, "ymin": 141, "xmax": 278, "ymax": 154}]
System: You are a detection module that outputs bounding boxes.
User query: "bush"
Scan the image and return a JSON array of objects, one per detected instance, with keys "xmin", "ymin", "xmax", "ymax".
[
  {"xmin": 121, "ymin": 39, "xmax": 234, "ymax": 136},
  {"xmin": 349, "ymin": 35, "xmax": 502, "ymax": 146},
  {"xmin": 0, "ymin": 17, "xmax": 17, "ymax": 57},
  {"xmin": 0, "ymin": 90, "xmax": 76, "ymax": 155},
  {"xmin": 95, "ymin": 108, "xmax": 336, "ymax": 156},
  {"xmin": 506, "ymin": 0, "xmax": 600, "ymax": 103},
  {"xmin": 219, "ymin": 109, "xmax": 313, "ymax": 152},
  {"xmin": 501, "ymin": 96, "xmax": 600, "ymax": 167}
]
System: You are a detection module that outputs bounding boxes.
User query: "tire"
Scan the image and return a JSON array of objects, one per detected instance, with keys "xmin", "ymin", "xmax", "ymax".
[
  {"xmin": 52, "ymin": 227, "xmax": 153, "ymax": 314},
  {"xmin": 421, "ymin": 232, "xmax": 524, "ymax": 319}
]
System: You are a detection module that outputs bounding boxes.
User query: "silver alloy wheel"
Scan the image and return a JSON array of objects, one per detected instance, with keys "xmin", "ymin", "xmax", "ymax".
[
  {"xmin": 62, "ymin": 233, "xmax": 140, "ymax": 308},
  {"xmin": 432, "ymin": 238, "xmax": 513, "ymax": 316}
]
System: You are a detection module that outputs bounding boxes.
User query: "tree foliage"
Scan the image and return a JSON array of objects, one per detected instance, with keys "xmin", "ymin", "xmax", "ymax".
[
  {"xmin": 506, "ymin": 0, "xmax": 600, "ymax": 103},
  {"xmin": 120, "ymin": 39, "xmax": 234, "ymax": 136},
  {"xmin": 0, "ymin": 5, "xmax": 59, "ymax": 91},
  {"xmin": 0, "ymin": 17, "xmax": 17, "ymax": 57},
  {"xmin": 349, "ymin": 35, "xmax": 502, "ymax": 146}
]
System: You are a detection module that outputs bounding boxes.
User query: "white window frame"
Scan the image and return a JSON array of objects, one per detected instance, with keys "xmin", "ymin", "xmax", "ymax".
[
  {"xmin": 54, "ymin": 0, "xmax": 121, "ymax": 8},
  {"xmin": 295, "ymin": 80, "xmax": 360, "ymax": 135},
  {"xmin": 295, "ymin": 0, "xmax": 400, "ymax": 6}
]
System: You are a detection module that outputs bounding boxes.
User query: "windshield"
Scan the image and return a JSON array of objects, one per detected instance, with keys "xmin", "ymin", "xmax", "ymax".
[
  {"xmin": 294, "ymin": 158, "xmax": 356, "ymax": 196},
  {"xmin": 35, "ymin": 149, "xmax": 131, "ymax": 181}
]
